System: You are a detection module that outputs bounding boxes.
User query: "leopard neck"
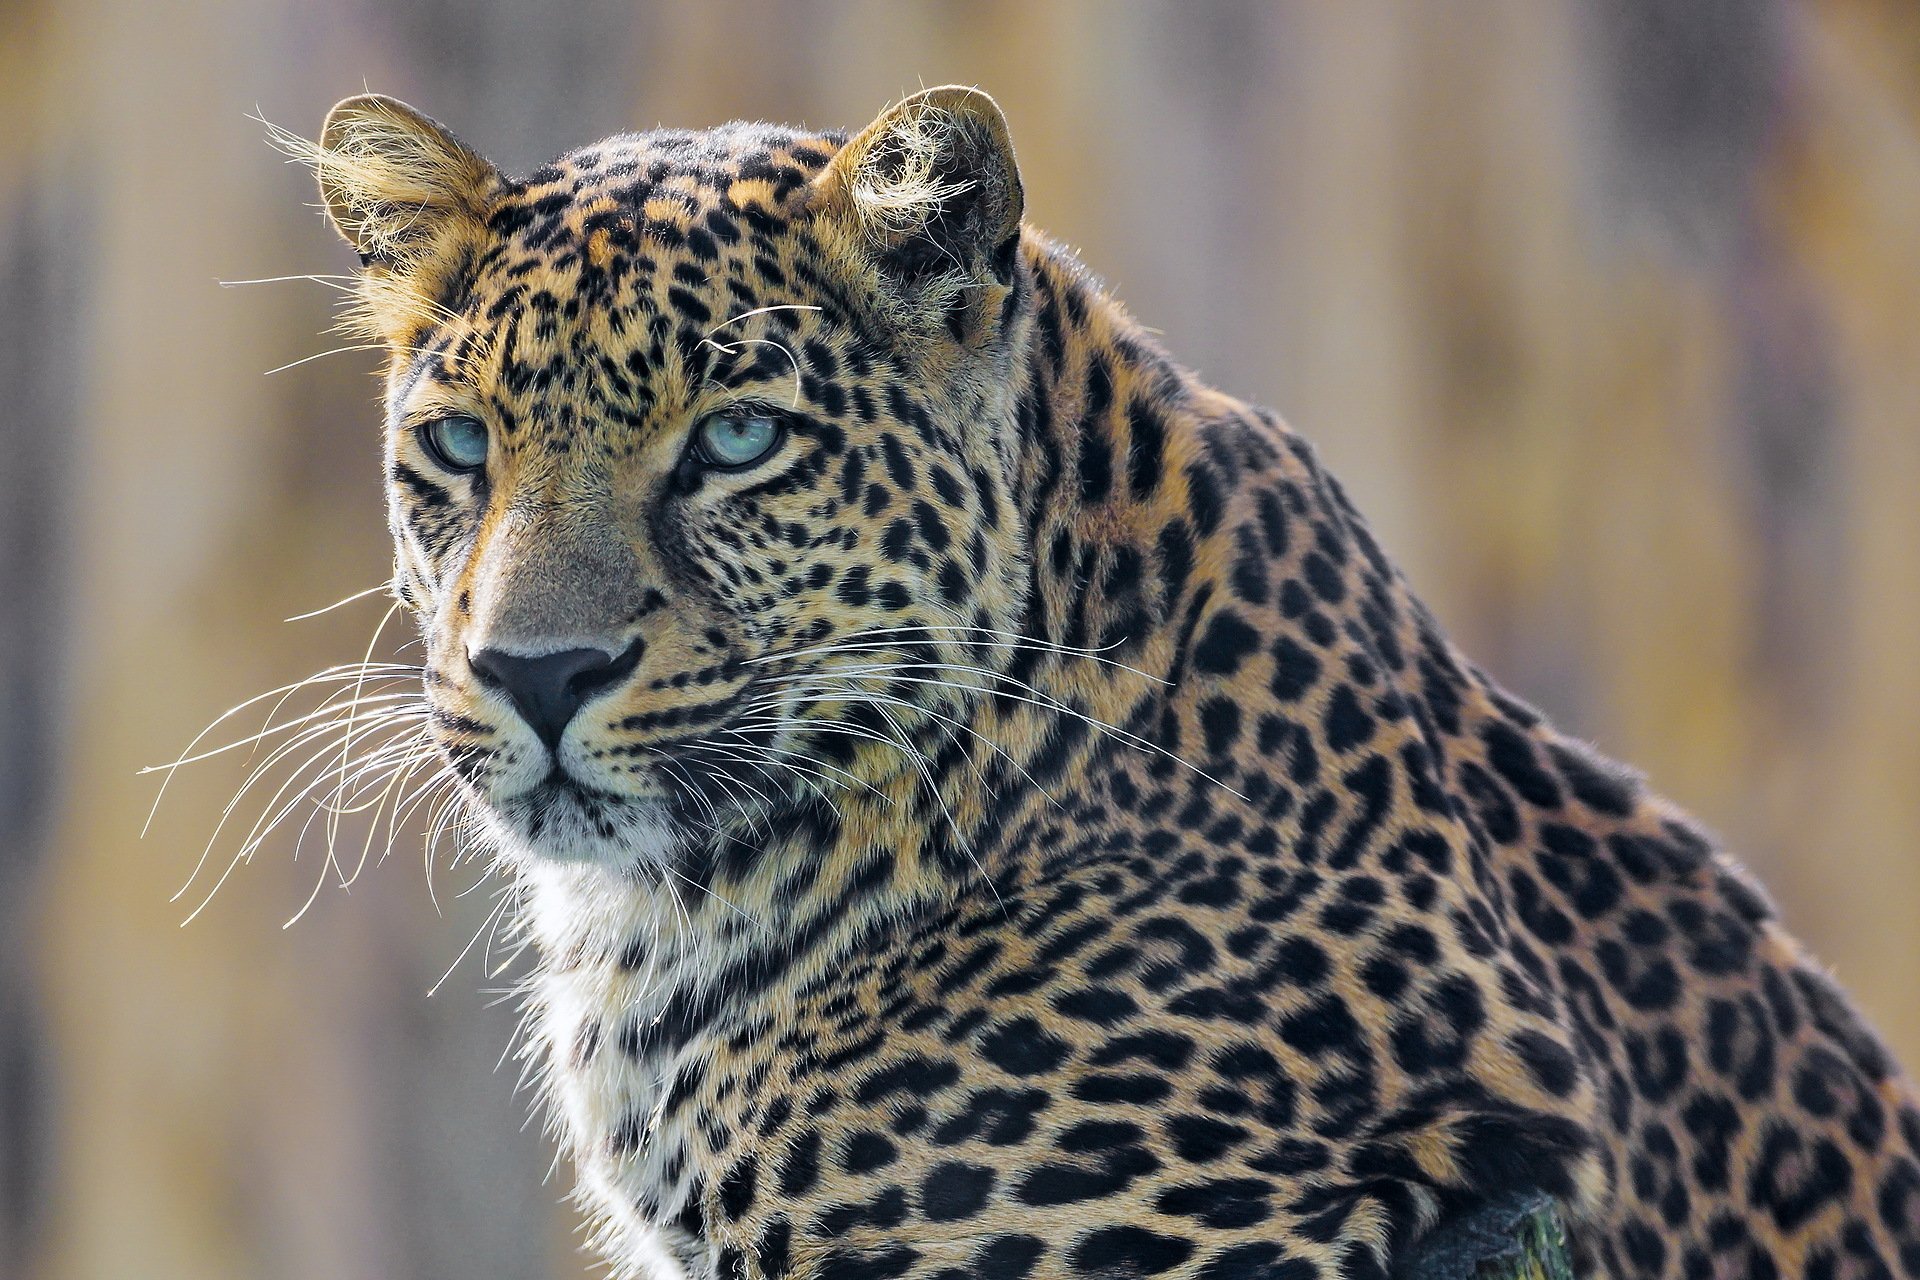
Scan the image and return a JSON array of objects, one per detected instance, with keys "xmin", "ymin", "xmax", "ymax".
[{"xmin": 515, "ymin": 238, "xmax": 1231, "ymax": 1054}]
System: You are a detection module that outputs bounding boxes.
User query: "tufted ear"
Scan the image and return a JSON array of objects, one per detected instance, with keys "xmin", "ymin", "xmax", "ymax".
[
  {"xmin": 814, "ymin": 87, "xmax": 1025, "ymax": 338},
  {"xmin": 291, "ymin": 95, "xmax": 501, "ymax": 342},
  {"xmin": 314, "ymin": 94, "xmax": 495, "ymax": 266}
]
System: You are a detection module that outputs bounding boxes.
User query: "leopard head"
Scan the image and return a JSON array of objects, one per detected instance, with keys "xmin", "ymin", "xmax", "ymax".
[{"xmin": 309, "ymin": 89, "xmax": 1033, "ymax": 866}]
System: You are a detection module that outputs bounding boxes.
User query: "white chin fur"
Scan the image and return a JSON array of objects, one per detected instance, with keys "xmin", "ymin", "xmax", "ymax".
[{"xmin": 474, "ymin": 792, "xmax": 681, "ymax": 871}]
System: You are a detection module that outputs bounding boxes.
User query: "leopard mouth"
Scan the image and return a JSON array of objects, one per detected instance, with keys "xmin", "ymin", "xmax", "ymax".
[
  {"xmin": 485, "ymin": 766, "xmax": 678, "ymax": 866},
  {"xmin": 460, "ymin": 673, "xmax": 864, "ymax": 858}
]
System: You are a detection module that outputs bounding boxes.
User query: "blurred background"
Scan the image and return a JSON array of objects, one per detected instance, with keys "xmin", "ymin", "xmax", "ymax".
[{"xmin": 2, "ymin": 1, "xmax": 1917, "ymax": 1276}]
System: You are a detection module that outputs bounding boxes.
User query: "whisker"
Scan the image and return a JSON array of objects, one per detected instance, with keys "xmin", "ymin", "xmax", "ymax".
[
  {"xmin": 284, "ymin": 581, "xmax": 393, "ymax": 622},
  {"xmin": 862, "ymin": 699, "xmax": 1005, "ymax": 914},
  {"xmin": 721, "ymin": 730, "xmax": 893, "ymax": 803},
  {"xmin": 702, "ymin": 303, "xmax": 822, "ymax": 338},
  {"xmin": 428, "ymin": 890, "xmax": 517, "ymax": 997},
  {"xmin": 765, "ymin": 677, "xmax": 1061, "ymax": 813},
  {"xmin": 662, "ymin": 863, "xmax": 766, "ymax": 933},
  {"xmin": 682, "ymin": 740, "xmax": 847, "ymax": 824},
  {"xmin": 146, "ymin": 688, "xmax": 424, "ymax": 774},
  {"xmin": 262, "ymin": 343, "xmax": 393, "ymax": 375},
  {"xmin": 219, "ymin": 271, "xmax": 360, "ymax": 288},
  {"xmin": 766, "ymin": 665, "xmax": 1244, "ymax": 800},
  {"xmin": 140, "ymin": 662, "xmax": 422, "ymax": 834},
  {"xmin": 171, "ymin": 704, "xmax": 430, "ymax": 912},
  {"xmin": 187, "ymin": 705, "xmax": 429, "ymax": 902},
  {"xmin": 325, "ymin": 602, "xmax": 405, "ymax": 873},
  {"xmin": 745, "ymin": 622, "xmax": 1165, "ymax": 683}
]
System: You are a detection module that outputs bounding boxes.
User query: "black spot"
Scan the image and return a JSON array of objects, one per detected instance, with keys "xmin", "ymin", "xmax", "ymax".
[
  {"xmin": 817, "ymin": 1245, "xmax": 919, "ymax": 1280},
  {"xmin": 718, "ymin": 1154, "xmax": 758, "ymax": 1221},
  {"xmin": 854, "ymin": 1053, "xmax": 960, "ymax": 1105},
  {"xmin": 1166, "ymin": 1113, "xmax": 1248, "ymax": 1163},
  {"xmin": 1154, "ymin": 1177, "xmax": 1274, "ymax": 1229},
  {"xmin": 1322, "ymin": 685, "xmax": 1374, "ymax": 752},
  {"xmin": 1196, "ymin": 1244, "xmax": 1312, "ymax": 1279},
  {"xmin": 1053, "ymin": 986, "xmax": 1141, "ymax": 1025},
  {"xmin": 1127, "ymin": 401, "xmax": 1166, "ymax": 497},
  {"xmin": 1199, "ymin": 698, "xmax": 1243, "ymax": 757},
  {"xmin": 1015, "ymin": 1143, "xmax": 1158, "ymax": 1207},
  {"xmin": 979, "ymin": 1016, "xmax": 1071, "ymax": 1076},
  {"xmin": 1079, "ymin": 418, "xmax": 1115, "ymax": 504},
  {"xmin": 1278, "ymin": 996, "xmax": 1363, "ymax": 1057},
  {"xmin": 1185, "ymin": 461, "xmax": 1225, "ymax": 536},
  {"xmin": 1194, "ymin": 610, "xmax": 1262, "ymax": 677},
  {"xmin": 1072, "ymin": 1073, "xmax": 1173, "ymax": 1105},
  {"xmin": 777, "ymin": 1129, "xmax": 821, "ymax": 1196},
  {"xmin": 969, "ymin": 1235, "xmax": 1045, "ymax": 1279},
  {"xmin": 930, "ymin": 1087, "xmax": 1051, "ymax": 1146},
  {"xmin": 1270, "ymin": 636, "xmax": 1320, "ymax": 700},
  {"xmin": 1510, "ymin": 1030, "xmax": 1581, "ymax": 1097},
  {"xmin": 841, "ymin": 1130, "xmax": 896, "ymax": 1175},
  {"xmin": 1749, "ymin": 1124, "xmax": 1854, "ymax": 1232},
  {"xmin": 1482, "ymin": 720, "xmax": 1562, "ymax": 808},
  {"xmin": 1068, "ymin": 1226, "xmax": 1195, "ymax": 1276}
]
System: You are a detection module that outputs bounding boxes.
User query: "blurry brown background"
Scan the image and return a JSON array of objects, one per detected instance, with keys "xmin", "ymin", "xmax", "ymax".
[{"xmin": 2, "ymin": 1, "xmax": 1917, "ymax": 1277}]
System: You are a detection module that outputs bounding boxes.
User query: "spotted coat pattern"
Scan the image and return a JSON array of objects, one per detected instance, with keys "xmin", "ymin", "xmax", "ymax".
[{"xmin": 306, "ymin": 89, "xmax": 1920, "ymax": 1279}]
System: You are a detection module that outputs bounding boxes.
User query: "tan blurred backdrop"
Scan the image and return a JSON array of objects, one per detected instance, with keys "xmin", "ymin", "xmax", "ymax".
[{"xmin": 2, "ymin": 2, "xmax": 1917, "ymax": 1277}]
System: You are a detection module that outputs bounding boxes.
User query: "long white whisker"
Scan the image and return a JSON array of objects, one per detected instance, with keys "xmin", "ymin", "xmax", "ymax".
[
  {"xmin": 722, "ymin": 730, "xmax": 893, "ymax": 803},
  {"xmin": 683, "ymin": 740, "xmax": 846, "ymax": 824},
  {"xmin": 262, "ymin": 344, "xmax": 392, "ymax": 376},
  {"xmin": 428, "ymin": 891, "xmax": 516, "ymax": 998},
  {"xmin": 326, "ymin": 603, "xmax": 404, "ymax": 871},
  {"xmin": 661, "ymin": 863, "xmax": 766, "ymax": 933},
  {"xmin": 769, "ymin": 678, "xmax": 1061, "ymax": 813},
  {"xmin": 649, "ymin": 752, "xmax": 721, "ymax": 830},
  {"xmin": 220, "ymin": 272, "xmax": 359, "ymax": 288},
  {"xmin": 141, "ymin": 662, "xmax": 422, "ymax": 834},
  {"xmin": 146, "ymin": 688, "xmax": 424, "ymax": 774},
  {"xmin": 767, "ymin": 665, "xmax": 1243, "ymax": 800},
  {"xmin": 862, "ymin": 699, "xmax": 1004, "ymax": 912},
  {"xmin": 284, "ymin": 581, "xmax": 393, "ymax": 622},
  {"xmin": 702, "ymin": 303, "xmax": 822, "ymax": 338},
  {"xmin": 172, "ymin": 704, "xmax": 429, "ymax": 911},
  {"xmin": 747, "ymin": 625, "xmax": 1165, "ymax": 683}
]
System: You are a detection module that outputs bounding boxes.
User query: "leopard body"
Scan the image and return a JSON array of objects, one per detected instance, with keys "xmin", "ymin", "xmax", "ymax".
[{"xmin": 296, "ymin": 88, "xmax": 1920, "ymax": 1279}]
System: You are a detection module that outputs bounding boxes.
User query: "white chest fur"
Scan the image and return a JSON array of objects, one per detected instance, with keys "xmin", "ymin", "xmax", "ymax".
[{"xmin": 520, "ymin": 861, "xmax": 748, "ymax": 1280}]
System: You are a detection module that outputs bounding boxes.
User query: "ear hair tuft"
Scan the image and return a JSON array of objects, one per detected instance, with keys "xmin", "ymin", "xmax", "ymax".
[
  {"xmin": 817, "ymin": 87, "xmax": 1025, "ymax": 343},
  {"xmin": 275, "ymin": 95, "xmax": 500, "ymax": 348},
  {"xmin": 847, "ymin": 99, "xmax": 980, "ymax": 247}
]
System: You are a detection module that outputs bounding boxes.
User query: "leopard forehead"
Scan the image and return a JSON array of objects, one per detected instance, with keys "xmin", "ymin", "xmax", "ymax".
[{"xmin": 391, "ymin": 124, "xmax": 848, "ymax": 434}]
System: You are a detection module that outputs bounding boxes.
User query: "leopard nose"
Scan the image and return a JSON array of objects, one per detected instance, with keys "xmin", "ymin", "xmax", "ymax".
[{"xmin": 468, "ymin": 640, "xmax": 643, "ymax": 749}]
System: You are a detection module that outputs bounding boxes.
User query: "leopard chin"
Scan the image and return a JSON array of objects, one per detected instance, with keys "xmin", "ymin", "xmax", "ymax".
[{"xmin": 474, "ymin": 777, "xmax": 683, "ymax": 872}]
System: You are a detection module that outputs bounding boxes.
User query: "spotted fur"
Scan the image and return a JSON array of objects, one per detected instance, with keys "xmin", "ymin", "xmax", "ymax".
[{"xmin": 302, "ymin": 89, "xmax": 1920, "ymax": 1279}]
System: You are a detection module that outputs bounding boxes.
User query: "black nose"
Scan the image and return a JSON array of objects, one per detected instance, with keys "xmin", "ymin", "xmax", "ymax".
[{"xmin": 468, "ymin": 641, "xmax": 641, "ymax": 749}]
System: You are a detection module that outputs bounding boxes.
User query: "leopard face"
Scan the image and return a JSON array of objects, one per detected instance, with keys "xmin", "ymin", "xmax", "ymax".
[{"xmin": 316, "ymin": 94, "xmax": 1032, "ymax": 868}]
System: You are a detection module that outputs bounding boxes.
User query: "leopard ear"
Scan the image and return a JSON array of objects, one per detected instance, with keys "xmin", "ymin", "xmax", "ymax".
[
  {"xmin": 313, "ymin": 94, "xmax": 496, "ymax": 267},
  {"xmin": 814, "ymin": 87, "xmax": 1024, "ymax": 336},
  {"xmin": 285, "ymin": 95, "xmax": 499, "ymax": 342}
]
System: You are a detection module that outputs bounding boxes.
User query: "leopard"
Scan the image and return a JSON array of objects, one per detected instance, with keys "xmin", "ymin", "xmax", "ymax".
[{"xmin": 284, "ymin": 86, "xmax": 1920, "ymax": 1278}]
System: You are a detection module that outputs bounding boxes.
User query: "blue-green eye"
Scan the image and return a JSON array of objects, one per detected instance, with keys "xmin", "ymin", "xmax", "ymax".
[
  {"xmin": 419, "ymin": 415, "xmax": 489, "ymax": 473},
  {"xmin": 694, "ymin": 412, "xmax": 783, "ymax": 470}
]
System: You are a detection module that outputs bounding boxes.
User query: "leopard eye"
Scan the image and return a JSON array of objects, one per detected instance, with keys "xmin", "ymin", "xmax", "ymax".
[
  {"xmin": 693, "ymin": 411, "xmax": 783, "ymax": 470},
  {"xmin": 418, "ymin": 414, "xmax": 489, "ymax": 474}
]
